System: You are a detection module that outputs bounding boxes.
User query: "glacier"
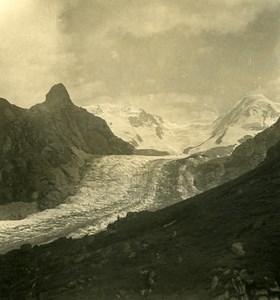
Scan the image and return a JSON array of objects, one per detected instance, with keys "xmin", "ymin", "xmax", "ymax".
[{"xmin": 0, "ymin": 155, "xmax": 193, "ymax": 253}]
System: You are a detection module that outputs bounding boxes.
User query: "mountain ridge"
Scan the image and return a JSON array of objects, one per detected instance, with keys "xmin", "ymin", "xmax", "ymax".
[
  {"xmin": 85, "ymin": 103, "xmax": 213, "ymax": 154},
  {"xmin": 178, "ymin": 114, "xmax": 280, "ymax": 198},
  {"xmin": 0, "ymin": 84, "xmax": 133, "ymax": 218},
  {"xmin": 184, "ymin": 94, "xmax": 280, "ymax": 155}
]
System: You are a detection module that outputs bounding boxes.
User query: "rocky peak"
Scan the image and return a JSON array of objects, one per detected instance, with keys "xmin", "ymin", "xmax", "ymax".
[
  {"xmin": 212, "ymin": 94, "xmax": 280, "ymax": 134},
  {"xmin": 239, "ymin": 94, "xmax": 268, "ymax": 106},
  {"xmin": 0, "ymin": 98, "xmax": 12, "ymax": 108},
  {"xmin": 45, "ymin": 83, "xmax": 73, "ymax": 107},
  {"xmin": 0, "ymin": 98, "xmax": 26, "ymax": 125}
]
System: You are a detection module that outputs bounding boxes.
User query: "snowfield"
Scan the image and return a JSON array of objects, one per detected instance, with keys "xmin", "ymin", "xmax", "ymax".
[
  {"xmin": 189, "ymin": 94, "xmax": 280, "ymax": 154},
  {"xmin": 85, "ymin": 104, "xmax": 214, "ymax": 154},
  {"xmin": 0, "ymin": 155, "xmax": 193, "ymax": 253},
  {"xmin": 85, "ymin": 96, "xmax": 280, "ymax": 156}
]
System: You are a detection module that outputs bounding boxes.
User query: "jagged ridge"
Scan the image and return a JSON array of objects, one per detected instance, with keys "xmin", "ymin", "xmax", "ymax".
[{"xmin": 0, "ymin": 84, "xmax": 134, "ymax": 215}]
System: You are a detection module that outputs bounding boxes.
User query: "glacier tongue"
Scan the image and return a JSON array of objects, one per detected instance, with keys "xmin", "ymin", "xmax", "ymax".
[{"xmin": 0, "ymin": 155, "xmax": 192, "ymax": 253}]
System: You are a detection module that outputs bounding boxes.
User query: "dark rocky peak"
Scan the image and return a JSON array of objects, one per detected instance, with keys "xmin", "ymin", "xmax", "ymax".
[
  {"xmin": 139, "ymin": 109, "xmax": 159, "ymax": 125},
  {"xmin": 0, "ymin": 98, "xmax": 12, "ymax": 108},
  {"xmin": 45, "ymin": 83, "xmax": 73, "ymax": 107},
  {"xmin": 0, "ymin": 98, "xmax": 26, "ymax": 125},
  {"xmin": 0, "ymin": 98, "xmax": 26, "ymax": 112}
]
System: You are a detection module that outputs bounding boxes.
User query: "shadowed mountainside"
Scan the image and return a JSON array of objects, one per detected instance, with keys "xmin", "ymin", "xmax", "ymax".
[{"xmin": 0, "ymin": 84, "xmax": 133, "ymax": 215}]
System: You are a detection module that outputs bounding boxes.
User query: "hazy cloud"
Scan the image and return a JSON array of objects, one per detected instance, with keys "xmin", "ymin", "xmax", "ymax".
[
  {"xmin": 260, "ymin": 77, "xmax": 280, "ymax": 101},
  {"xmin": 0, "ymin": 0, "xmax": 280, "ymax": 117},
  {"xmin": 61, "ymin": 0, "xmax": 280, "ymax": 37}
]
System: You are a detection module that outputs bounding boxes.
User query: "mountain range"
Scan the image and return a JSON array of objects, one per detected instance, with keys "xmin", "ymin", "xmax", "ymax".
[
  {"xmin": 85, "ymin": 94, "xmax": 280, "ymax": 156},
  {"xmin": 85, "ymin": 103, "xmax": 214, "ymax": 154},
  {"xmin": 1, "ymin": 85, "xmax": 280, "ymax": 299},
  {"xmin": 1, "ymin": 95, "xmax": 280, "ymax": 299}
]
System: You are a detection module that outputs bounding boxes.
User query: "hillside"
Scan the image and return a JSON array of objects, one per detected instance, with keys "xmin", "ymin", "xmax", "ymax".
[
  {"xmin": 1, "ymin": 129, "xmax": 280, "ymax": 299},
  {"xmin": 0, "ymin": 84, "xmax": 133, "ymax": 218}
]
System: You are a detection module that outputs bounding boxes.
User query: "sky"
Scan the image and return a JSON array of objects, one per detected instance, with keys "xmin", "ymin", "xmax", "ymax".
[{"xmin": 0, "ymin": 0, "xmax": 280, "ymax": 122}]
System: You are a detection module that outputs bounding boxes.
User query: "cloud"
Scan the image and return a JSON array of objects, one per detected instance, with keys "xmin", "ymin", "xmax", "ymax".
[
  {"xmin": 0, "ymin": 0, "xmax": 83, "ymax": 105},
  {"xmin": 84, "ymin": 0, "xmax": 280, "ymax": 37},
  {"xmin": 84, "ymin": 92, "xmax": 218, "ymax": 123},
  {"xmin": 0, "ymin": 0, "xmax": 280, "ymax": 112},
  {"xmin": 0, "ymin": 0, "xmax": 65, "ymax": 105},
  {"xmin": 260, "ymin": 77, "xmax": 280, "ymax": 101},
  {"xmin": 69, "ymin": 80, "xmax": 110, "ymax": 105}
]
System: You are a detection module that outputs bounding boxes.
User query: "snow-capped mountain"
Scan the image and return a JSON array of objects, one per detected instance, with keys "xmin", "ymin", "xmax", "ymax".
[
  {"xmin": 185, "ymin": 94, "xmax": 280, "ymax": 154},
  {"xmin": 85, "ymin": 104, "xmax": 215, "ymax": 154}
]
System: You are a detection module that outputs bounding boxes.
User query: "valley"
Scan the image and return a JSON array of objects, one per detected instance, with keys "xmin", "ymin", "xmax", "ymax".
[
  {"xmin": 1, "ymin": 86, "xmax": 280, "ymax": 299},
  {"xmin": 0, "ymin": 154, "xmax": 194, "ymax": 254},
  {"xmin": 2, "ymin": 90, "xmax": 280, "ymax": 255}
]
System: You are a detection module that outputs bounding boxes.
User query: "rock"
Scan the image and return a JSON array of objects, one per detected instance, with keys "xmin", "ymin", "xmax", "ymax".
[
  {"xmin": 140, "ymin": 269, "xmax": 149, "ymax": 276},
  {"xmin": 224, "ymin": 290, "xmax": 230, "ymax": 299},
  {"xmin": 269, "ymin": 279, "xmax": 280, "ymax": 293},
  {"xmin": 140, "ymin": 289, "xmax": 149, "ymax": 296},
  {"xmin": 239, "ymin": 269, "xmax": 253, "ymax": 284},
  {"xmin": 177, "ymin": 256, "xmax": 183, "ymax": 263},
  {"xmin": 67, "ymin": 281, "xmax": 77, "ymax": 289},
  {"xmin": 211, "ymin": 275, "xmax": 219, "ymax": 290},
  {"xmin": 148, "ymin": 271, "xmax": 156, "ymax": 287},
  {"xmin": 231, "ymin": 242, "xmax": 246, "ymax": 256},
  {"xmin": 254, "ymin": 289, "xmax": 268, "ymax": 296},
  {"xmin": 74, "ymin": 254, "xmax": 87, "ymax": 264},
  {"xmin": 162, "ymin": 219, "xmax": 177, "ymax": 228},
  {"xmin": 129, "ymin": 252, "xmax": 137, "ymax": 259},
  {"xmin": 119, "ymin": 242, "xmax": 131, "ymax": 254},
  {"xmin": 230, "ymin": 277, "xmax": 247, "ymax": 299},
  {"xmin": 20, "ymin": 243, "xmax": 32, "ymax": 252}
]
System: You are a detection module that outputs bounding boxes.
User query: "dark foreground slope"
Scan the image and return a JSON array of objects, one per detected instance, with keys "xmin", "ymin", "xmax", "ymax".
[
  {"xmin": 0, "ymin": 84, "xmax": 133, "ymax": 215},
  {"xmin": 1, "ymin": 141, "xmax": 280, "ymax": 299}
]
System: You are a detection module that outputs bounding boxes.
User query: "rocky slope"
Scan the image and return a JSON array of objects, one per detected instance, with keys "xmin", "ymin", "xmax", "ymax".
[
  {"xmin": 1, "ymin": 128, "xmax": 280, "ymax": 299},
  {"xmin": 185, "ymin": 94, "xmax": 280, "ymax": 155},
  {"xmin": 0, "ymin": 84, "xmax": 133, "ymax": 216},
  {"xmin": 177, "ymin": 115, "xmax": 280, "ymax": 196},
  {"xmin": 0, "ymin": 98, "xmax": 26, "ymax": 126}
]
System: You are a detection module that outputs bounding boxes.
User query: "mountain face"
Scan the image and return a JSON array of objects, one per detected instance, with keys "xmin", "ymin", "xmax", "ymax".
[
  {"xmin": 1, "ymin": 128, "xmax": 280, "ymax": 299},
  {"xmin": 85, "ymin": 104, "xmax": 214, "ymax": 154},
  {"xmin": 0, "ymin": 84, "xmax": 133, "ymax": 216},
  {"xmin": 178, "ymin": 114, "xmax": 280, "ymax": 196},
  {"xmin": 0, "ymin": 98, "xmax": 26, "ymax": 126},
  {"xmin": 184, "ymin": 94, "xmax": 280, "ymax": 154}
]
